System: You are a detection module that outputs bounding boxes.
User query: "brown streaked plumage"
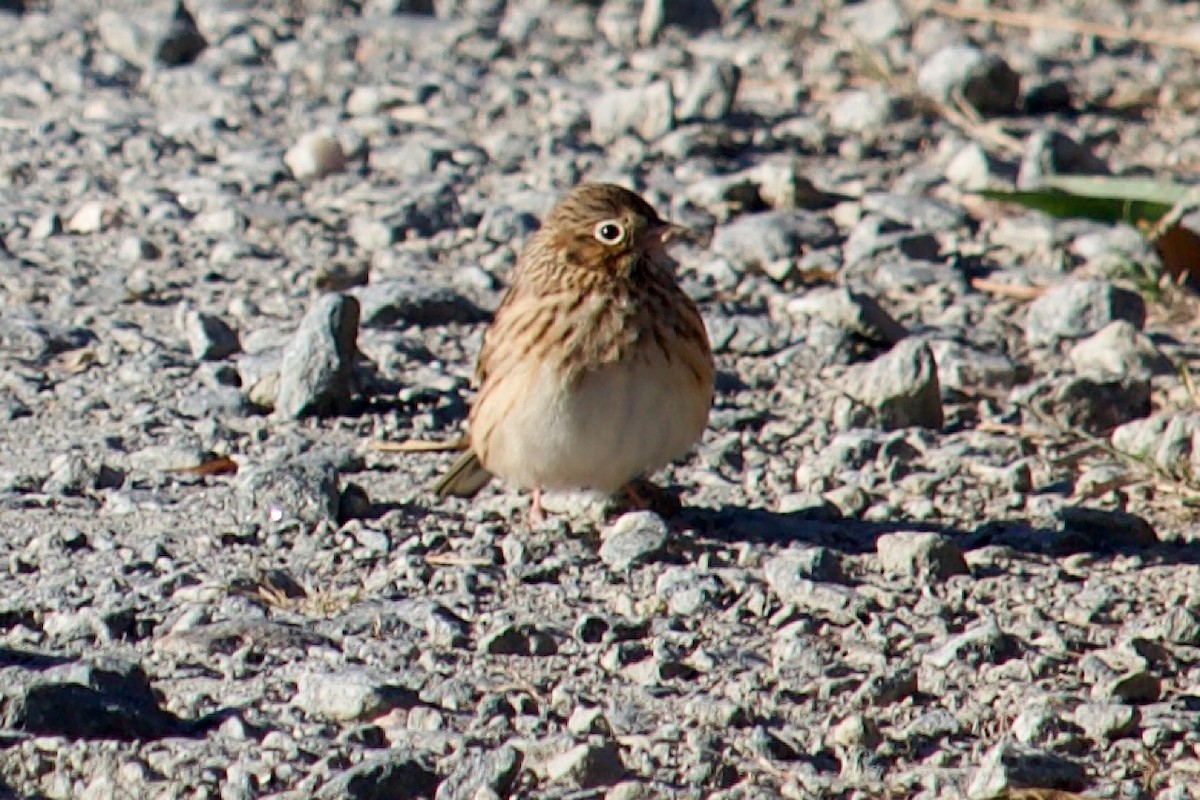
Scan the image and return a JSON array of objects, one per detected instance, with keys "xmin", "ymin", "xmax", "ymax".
[{"xmin": 433, "ymin": 183, "xmax": 714, "ymax": 522}]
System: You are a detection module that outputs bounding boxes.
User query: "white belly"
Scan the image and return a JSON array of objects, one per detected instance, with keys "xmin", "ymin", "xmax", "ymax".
[{"xmin": 479, "ymin": 351, "xmax": 710, "ymax": 494}]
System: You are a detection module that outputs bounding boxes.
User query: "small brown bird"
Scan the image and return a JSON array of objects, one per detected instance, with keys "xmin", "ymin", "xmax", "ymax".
[{"xmin": 433, "ymin": 183, "xmax": 715, "ymax": 522}]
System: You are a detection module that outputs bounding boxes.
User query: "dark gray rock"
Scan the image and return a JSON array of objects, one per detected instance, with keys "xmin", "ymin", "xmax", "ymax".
[
  {"xmin": 876, "ymin": 531, "xmax": 969, "ymax": 582},
  {"xmin": 480, "ymin": 623, "xmax": 558, "ymax": 656},
  {"xmin": 1024, "ymin": 280, "xmax": 1146, "ymax": 346},
  {"xmin": 639, "ymin": 0, "xmax": 721, "ymax": 43},
  {"xmin": 967, "ymin": 741, "xmax": 1087, "ymax": 799},
  {"xmin": 435, "ymin": 746, "xmax": 522, "ymax": 800},
  {"xmin": 763, "ymin": 546, "xmax": 846, "ymax": 585},
  {"xmin": 839, "ymin": 339, "xmax": 943, "ymax": 429},
  {"xmin": 184, "ymin": 310, "xmax": 239, "ymax": 361},
  {"xmin": 786, "ymin": 287, "xmax": 908, "ymax": 346},
  {"xmin": 917, "ymin": 44, "xmax": 1020, "ymax": 115},
  {"xmin": 1017, "ymin": 128, "xmax": 1109, "ymax": 189},
  {"xmin": 924, "ymin": 617, "xmax": 1020, "ymax": 669},
  {"xmin": 275, "ymin": 294, "xmax": 359, "ymax": 418},
  {"xmin": 237, "ymin": 453, "xmax": 341, "ymax": 528},
  {"xmin": 1016, "ymin": 375, "xmax": 1150, "ymax": 434},
  {"xmin": 542, "ymin": 736, "xmax": 626, "ymax": 788},
  {"xmin": 318, "ymin": 752, "xmax": 440, "ymax": 800},
  {"xmin": 97, "ymin": 2, "xmax": 207, "ymax": 69}
]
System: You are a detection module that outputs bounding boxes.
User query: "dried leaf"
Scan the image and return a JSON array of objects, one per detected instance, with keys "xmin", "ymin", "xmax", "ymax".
[
  {"xmin": 1153, "ymin": 223, "xmax": 1200, "ymax": 282},
  {"xmin": 165, "ymin": 456, "xmax": 239, "ymax": 476}
]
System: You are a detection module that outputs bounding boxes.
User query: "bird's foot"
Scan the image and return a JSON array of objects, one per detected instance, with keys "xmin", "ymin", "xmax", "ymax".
[{"xmin": 527, "ymin": 486, "xmax": 547, "ymax": 526}]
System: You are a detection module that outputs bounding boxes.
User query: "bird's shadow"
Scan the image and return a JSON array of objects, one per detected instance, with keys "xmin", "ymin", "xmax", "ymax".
[{"xmin": 670, "ymin": 502, "xmax": 1200, "ymax": 567}]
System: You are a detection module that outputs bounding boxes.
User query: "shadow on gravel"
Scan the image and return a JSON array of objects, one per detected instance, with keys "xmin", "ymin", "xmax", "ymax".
[
  {"xmin": 681, "ymin": 503, "xmax": 1191, "ymax": 562},
  {"xmin": 2, "ymin": 657, "xmax": 237, "ymax": 743}
]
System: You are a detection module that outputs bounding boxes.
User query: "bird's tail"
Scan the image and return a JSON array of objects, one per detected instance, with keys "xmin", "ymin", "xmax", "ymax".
[{"xmin": 432, "ymin": 449, "xmax": 493, "ymax": 498}]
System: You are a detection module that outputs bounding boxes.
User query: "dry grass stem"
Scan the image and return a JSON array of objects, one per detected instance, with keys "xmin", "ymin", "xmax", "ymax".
[{"xmin": 931, "ymin": 2, "xmax": 1200, "ymax": 56}]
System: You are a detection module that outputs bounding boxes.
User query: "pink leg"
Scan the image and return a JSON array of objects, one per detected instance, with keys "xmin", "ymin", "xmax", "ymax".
[
  {"xmin": 623, "ymin": 483, "xmax": 650, "ymax": 510},
  {"xmin": 528, "ymin": 487, "xmax": 547, "ymax": 525}
]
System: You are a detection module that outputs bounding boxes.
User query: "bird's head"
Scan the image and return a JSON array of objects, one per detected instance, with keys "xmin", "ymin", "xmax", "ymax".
[{"xmin": 542, "ymin": 183, "xmax": 689, "ymax": 278}]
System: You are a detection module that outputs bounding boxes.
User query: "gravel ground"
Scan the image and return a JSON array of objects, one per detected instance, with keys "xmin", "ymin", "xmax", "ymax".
[{"xmin": 3, "ymin": 0, "xmax": 1200, "ymax": 797}]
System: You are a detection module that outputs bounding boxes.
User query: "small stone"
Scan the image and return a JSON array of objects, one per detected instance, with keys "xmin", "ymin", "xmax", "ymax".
[
  {"xmin": 638, "ymin": 0, "xmax": 720, "ymax": 44},
  {"xmin": 945, "ymin": 142, "xmax": 992, "ymax": 190},
  {"xmin": 97, "ymin": 2, "xmax": 207, "ymax": 69},
  {"xmin": 1024, "ymin": 279, "xmax": 1146, "ymax": 346},
  {"xmin": 917, "ymin": 44, "xmax": 1020, "ymax": 115},
  {"xmin": 839, "ymin": 339, "xmax": 943, "ymax": 429},
  {"xmin": 763, "ymin": 547, "xmax": 845, "ymax": 585},
  {"xmin": 829, "ymin": 89, "xmax": 894, "ymax": 134},
  {"xmin": 967, "ymin": 741, "xmax": 1087, "ymax": 799},
  {"xmin": 711, "ymin": 211, "xmax": 839, "ymax": 272},
  {"xmin": 1057, "ymin": 506, "xmax": 1158, "ymax": 551},
  {"xmin": 876, "ymin": 531, "xmax": 969, "ymax": 582},
  {"xmin": 67, "ymin": 201, "xmax": 115, "ymax": 234},
  {"xmin": 567, "ymin": 707, "xmax": 610, "ymax": 736},
  {"xmin": 924, "ymin": 617, "xmax": 1020, "ymax": 669},
  {"xmin": 1093, "ymin": 671, "xmax": 1160, "ymax": 704},
  {"xmin": 1017, "ymin": 128, "xmax": 1108, "ymax": 189},
  {"xmin": 29, "ymin": 211, "xmax": 62, "ymax": 239},
  {"xmin": 285, "ymin": 132, "xmax": 347, "ymax": 181},
  {"xmin": 543, "ymin": 737, "xmax": 625, "ymax": 788},
  {"xmin": 677, "ymin": 61, "xmax": 740, "ymax": 122},
  {"xmin": 237, "ymin": 453, "xmax": 341, "ymax": 528},
  {"xmin": 184, "ymin": 311, "xmax": 239, "ymax": 361},
  {"xmin": 348, "ymin": 216, "xmax": 397, "ymax": 253},
  {"xmin": 827, "ymin": 713, "xmax": 881, "ymax": 749},
  {"xmin": 599, "ymin": 511, "xmax": 669, "ymax": 570},
  {"xmin": 275, "ymin": 294, "xmax": 359, "ymax": 419},
  {"xmin": 129, "ymin": 445, "xmax": 205, "ymax": 473},
  {"xmin": 655, "ymin": 567, "xmax": 723, "ymax": 616},
  {"xmin": 1151, "ymin": 608, "xmax": 1200, "ymax": 646},
  {"xmin": 786, "ymin": 287, "xmax": 908, "ymax": 345},
  {"xmin": 294, "ymin": 670, "xmax": 417, "ymax": 722},
  {"xmin": 1071, "ymin": 702, "xmax": 1138, "ymax": 741},
  {"xmin": 318, "ymin": 752, "xmax": 439, "ymax": 800},
  {"xmin": 435, "ymin": 746, "xmax": 522, "ymax": 800},
  {"xmin": 119, "ymin": 236, "xmax": 160, "ymax": 262},
  {"xmin": 1068, "ymin": 320, "xmax": 1169, "ymax": 379},
  {"xmin": 480, "ymin": 624, "xmax": 557, "ymax": 656},
  {"xmin": 841, "ymin": 0, "xmax": 907, "ymax": 43},
  {"xmin": 928, "ymin": 340, "xmax": 1020, "ymax": 392},
  {"xmin": 590, "ymin": 81, "xmax": 675, "ymax": 145}
]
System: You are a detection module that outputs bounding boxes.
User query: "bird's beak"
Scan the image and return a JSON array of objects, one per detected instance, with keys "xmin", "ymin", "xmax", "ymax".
[{"xmin": 655, "ymin": 221, "xmax": 699, "ymax": 247}]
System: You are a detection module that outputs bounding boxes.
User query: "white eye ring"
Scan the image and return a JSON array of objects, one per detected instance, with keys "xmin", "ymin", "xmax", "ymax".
[{"xmin": 593, "ymin": 219, "xmax": 626, "ymax": 245}]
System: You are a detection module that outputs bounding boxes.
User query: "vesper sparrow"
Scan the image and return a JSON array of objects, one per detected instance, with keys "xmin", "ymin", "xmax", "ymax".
[{"xmin": 433, "ymin": 183, "xmax": 715, "ymax": 522}]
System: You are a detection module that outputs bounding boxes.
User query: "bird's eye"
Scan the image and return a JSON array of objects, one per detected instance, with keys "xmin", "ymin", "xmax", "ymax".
[{"xmin": 593, "ymin": 220, "xmax": 625, "ymax": 245}]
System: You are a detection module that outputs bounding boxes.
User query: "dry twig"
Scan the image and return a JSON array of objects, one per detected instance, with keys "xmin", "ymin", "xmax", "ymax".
[
  {"xmin": 969, "ymin": 277, "xmax": 1048, "ymax": 301},
  {"xmin": 932, "ymin": 2, "xmax": 1200, "ymax": 55}
]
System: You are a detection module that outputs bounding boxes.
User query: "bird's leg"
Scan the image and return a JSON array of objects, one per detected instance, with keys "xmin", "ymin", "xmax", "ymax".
[
  {"xmin": 623, "ymin": 482, "xmax": 650, "ymax": 510},
  {"xmin": 528, "ymin": 486, "xmax": 547, "ymax": 525}
]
